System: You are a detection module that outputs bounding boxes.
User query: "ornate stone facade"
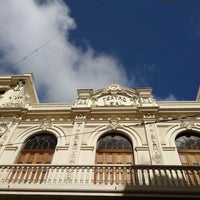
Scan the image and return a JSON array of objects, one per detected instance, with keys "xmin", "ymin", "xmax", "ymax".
[{"xmin": 0, "ymin": 73, "xmax": 200, "ymax": 199}]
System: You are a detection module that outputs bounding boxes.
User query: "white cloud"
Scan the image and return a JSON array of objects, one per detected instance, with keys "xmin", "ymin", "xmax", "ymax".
[
  {"xmin": 163, "ymin": 94, "xmax": 177, "ymax": 101},
  {"xmin": 157, "ymin": 94, "xmax": 177, "ymax": 101},
  {"xmin": 0, "ymin": 0, "xmax": 129, "ymax": 103}
]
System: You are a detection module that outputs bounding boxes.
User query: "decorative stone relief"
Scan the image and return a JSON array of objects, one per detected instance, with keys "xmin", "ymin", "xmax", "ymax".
[
  {"xmin": 107, "ymin": 84, "xmax": 122, "ymax": 95},
  {"xmin": 145, "ymin": 123, "xmax": 162, "ymax": 165},
  {"xmin": 141, "ymin": 96, "xmax": 155, "ymax": 104},
  {"xmin": 139, "ymin": 96, "xmax": 158, "ymax": 107},
  {"xmin": 3, "ymin": 81, "xmax": 30, "ymax": 107},
  {"xmin": 69, "ymin": 115, "xmax": 86, "ymax": 164},
  {"xmin": 73, "ymin": 89, "xmax": 92, "ymax": 107},
  {"xmin": 69, "ymin": 124, "xmax": 80, "ymax": 164},
  {"xmin": 12, "ymin": 116, "xmax": 22, "ymax": 125},
  {"xmin": 143, "ymin": 113, "xmax": 155, "ymax": 119},
  {"xmin": 75, "ymin": 98, "xmax": 88, "ymax": 106},
  {"xmin": 136, "ymin": 88, "xmax": 158, "ymax": 108},
  {"xmin": 149, "ymin": 125, "xmax": 162, "ymax": 164},
  {"xmin": 75, "ymin": 114, "xmax": 86, "ymax": 122},
  {"xmin": 91, "ymin": 97, "xmax": 97, "ymax": 107},
  {"xmin": 132, "ymin": 96, "xmax": 140, "ymax": 106},
  {"xmin": 107, "ymin": 119, "xmax": 121, "ymax": 130},
  {"xmin": 90, "ymin": 84, "xmax": 140, "ymax": 107},
  {"xmin": 39, "ymin": 120, "xmax": 52, "ymax": 131},
  {"xmin": 72, "ymin": 84, "xmax": 159, "ymax": 108},
  {"xmin": 180, "ymin": 120, "xmax": 196, "ymax": 130}
]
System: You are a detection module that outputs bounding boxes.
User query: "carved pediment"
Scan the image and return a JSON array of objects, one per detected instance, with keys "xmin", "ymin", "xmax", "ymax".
[
  {"xmin": 90, "ymin": 84, "xmax": 139, "ymax": 107},
  {"xmin": 73, "ymin": 84, "xmax": 158, "ymax": 108}
]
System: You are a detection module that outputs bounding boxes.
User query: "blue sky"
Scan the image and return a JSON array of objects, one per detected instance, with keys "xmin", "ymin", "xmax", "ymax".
[
  {"xmin": 67, "ymin": 0, "xmax": 200, "ymax": 100},
  {"xmin": 0, "ymin": 0, "xmax": 200, "ymax": 102}
]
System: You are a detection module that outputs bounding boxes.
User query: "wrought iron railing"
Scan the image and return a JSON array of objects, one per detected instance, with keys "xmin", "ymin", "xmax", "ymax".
[{"xmin": 0, "ymin": 164, "xmax": 199, "ymax": 187}]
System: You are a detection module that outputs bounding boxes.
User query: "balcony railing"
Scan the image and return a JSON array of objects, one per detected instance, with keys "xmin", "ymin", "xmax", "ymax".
[{"xmin": 0, "ymin": 164, "xmax": 199, "ymax": 187}]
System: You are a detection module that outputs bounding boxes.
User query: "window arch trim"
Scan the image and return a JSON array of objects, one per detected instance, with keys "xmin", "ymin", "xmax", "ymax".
[
  {"xmin": 24, "ymin": 132, "xmax": 57, "ymax": 150},
  {"xmin": 97, "ymin": 132, "xmax": 133, "ymax": 150},
  {"xmin": 16, "ymin": 132, "xmax": 57, "ymax": 164}
]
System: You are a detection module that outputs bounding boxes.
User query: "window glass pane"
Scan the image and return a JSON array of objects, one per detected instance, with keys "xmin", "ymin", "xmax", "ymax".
[
  {"xmin": 97, "ymin": 133, "xmax": 132, "ymax": 150},
  {"xmin": 175, "ymin": 132, "xmax": 200, "ymax": 150},
  {"xmin": 24, "ymin": 133, "xmax": 57, "ymax": 149}
]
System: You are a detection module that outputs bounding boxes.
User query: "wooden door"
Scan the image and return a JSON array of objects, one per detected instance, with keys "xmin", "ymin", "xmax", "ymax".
[
  {"xmin": 10, "ymin": 133, "xmax": 57, "ymax": 183},
  {"xmin": 96, "ymin": 149, "xmax": 133, "ymax": 165},
  {"xmin": 95, "ymin": 133, "xmax": 135, "ymax": 185},
  {"xmin": 12, "ymin": 149, "xmax": 54, "ymax": 183},
  {"xmin": 178, "ymin": 150, "xmax": 200, "ymax": 166},
  {"xmin": 16, "ymin": 149, "xmax": 54, "ymax": 164},
  {"xmin": 176, "ymin": 132, "xmax": 200, "ymax": 185},
  {"xmin": 178, "ymin": 150, "xmax": 200, "ymax": 185}
]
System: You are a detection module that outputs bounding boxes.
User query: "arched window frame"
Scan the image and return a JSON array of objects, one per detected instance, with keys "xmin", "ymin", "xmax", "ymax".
[
  {"xmin": 95, "ymin": 132, "xmax": 135, "ymax": 184},
  {"xmin": 175, "ymin": 131, "xmax": 200, "ymax": 166},
  {"xmin": 96, "ymin": 132, "xmax": 134, "ymax": 165},
  {"xmin": 97, "ymin": 132, "xmax": 133, "ymax": 150},
  {"xmin": 24, "ymin": 132, "xmax": 57, "ymax": 150},
  {"xmin": 16, "ymin": 132, "xmax": 57, "ymax": 164}
]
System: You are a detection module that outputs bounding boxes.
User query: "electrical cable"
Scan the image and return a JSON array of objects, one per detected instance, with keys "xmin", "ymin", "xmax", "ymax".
[
  {"xmin": 2, "ymin": 1, "xmax": 199, "ymax": 147},
  {"xmin": 0, "ymin": 112, "xmax": 200, "ymax": 147},
  {"xmin": 12, "ymin": 0, "xmax": 110, "ymax": 68}
]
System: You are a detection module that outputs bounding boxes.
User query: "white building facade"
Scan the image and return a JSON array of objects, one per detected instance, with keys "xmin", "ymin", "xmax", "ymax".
[{"xmin": 0, "ymin": 73, "xmax": 200, "ymax": 199}]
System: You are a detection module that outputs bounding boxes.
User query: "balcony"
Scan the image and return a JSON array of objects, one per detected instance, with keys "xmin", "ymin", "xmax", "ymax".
[{"xmin": 0, "ymin": 164, "xmax": 200, "ymax": 199}]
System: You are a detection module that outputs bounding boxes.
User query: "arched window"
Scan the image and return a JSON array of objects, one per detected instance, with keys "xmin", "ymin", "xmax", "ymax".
[
  {"xmin": 175, "ymin": 131, "xmax": 200, "ymax": 166},
  {"xmin": 16, "ymin": 133, "xmax": 57, "ymax": 164},
  {"xmin": 95, "ymin": 133, "xmax": 135, "ymax": 184},
  {"xmin": 96, "ymin": 133, "xmax": 134, "ymax": 165}
]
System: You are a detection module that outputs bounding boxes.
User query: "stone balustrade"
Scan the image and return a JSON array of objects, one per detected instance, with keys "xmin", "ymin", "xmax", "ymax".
[{"xmin": 0, "ymin": 164, "xmax": 199, "ymax": 187}]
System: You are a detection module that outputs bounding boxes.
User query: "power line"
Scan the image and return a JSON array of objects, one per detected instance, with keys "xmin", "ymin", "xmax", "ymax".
[
  {"xmin": 12, "ymin": 0, "xmax": 110, "ymax": 68},
  {"xmin": 77, "ymin": 0, "xmax": 110, "ymax": 24}
]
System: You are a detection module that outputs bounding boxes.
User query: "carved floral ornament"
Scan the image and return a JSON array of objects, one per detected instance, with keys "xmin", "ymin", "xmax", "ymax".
[
  {"xmin": 180, "ymin": 120, "xmax": 196, "ymax": 130},
  {"xmin": 39, "ymin": 121, "xmax": 52, "ymax": 131},
  {"xmin": 107, "ymin": 84, "xmax": 122, "ymax": 94},
  {"xmin": 107, "ymin": 119, "xmax": 121, "ymax": 130}
]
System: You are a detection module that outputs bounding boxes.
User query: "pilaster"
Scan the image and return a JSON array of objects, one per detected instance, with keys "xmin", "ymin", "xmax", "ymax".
[
  {"xmin": 143, "ymin": 114, "xmax": 163, "ymax": 165},
  {"xmin": 136, "ymin": 88, "xmax": 163, "ymax": 165},
  {"xmin": 68, "ymin": 114, "xmax": 86, "ymax": 164},
  {"xmin": 0, "ymin": 116, "xmax": 22, "ymax": 164}
]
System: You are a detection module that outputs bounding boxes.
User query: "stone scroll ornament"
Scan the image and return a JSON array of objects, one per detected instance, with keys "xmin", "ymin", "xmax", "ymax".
[
  {"xmin": 0, "ymin": 123, "xmax": 8, "ymax": 146},
  {"xmin": 0, "ymin": 123, "xmax": 8, "ymax": 137}
]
